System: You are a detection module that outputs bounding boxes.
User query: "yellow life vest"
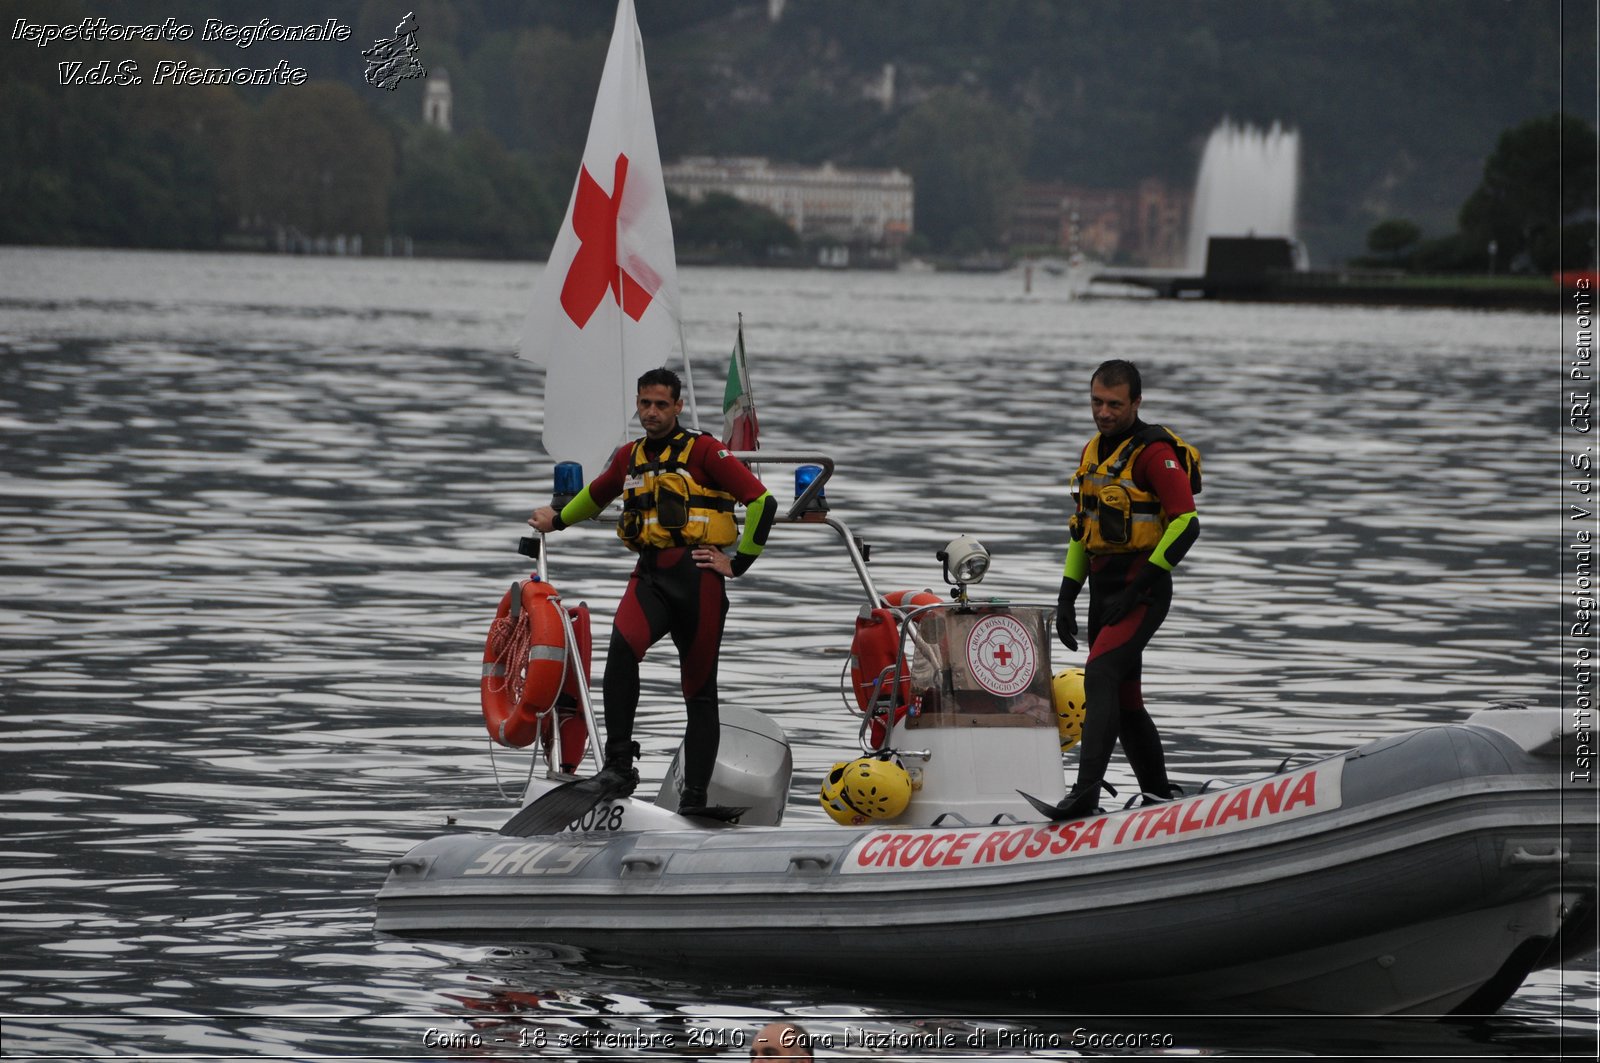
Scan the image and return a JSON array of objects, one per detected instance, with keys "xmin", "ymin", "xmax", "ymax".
[
  {"xmin": 616, "ymin": 430, "xmax": 738, "ymax": 551},
  {"xmin": 1070, "ymin": 425, "xmax": 1201, "ymax": 554}
]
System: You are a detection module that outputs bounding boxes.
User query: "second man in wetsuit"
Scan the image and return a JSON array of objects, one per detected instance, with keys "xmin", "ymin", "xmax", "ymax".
[{"xmin": 1054, "ymin": 358, "xmax": 1200, "ymax": 819}]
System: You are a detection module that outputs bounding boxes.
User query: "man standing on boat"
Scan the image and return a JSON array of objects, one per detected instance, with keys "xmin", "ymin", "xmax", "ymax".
[
  {"xmin": 529, "ymin": 368, "xmax": 776, "ymax": 818},
  {"xmin": 1054, "ymin": 359, "xmax": 1200, "ymax": 819}
]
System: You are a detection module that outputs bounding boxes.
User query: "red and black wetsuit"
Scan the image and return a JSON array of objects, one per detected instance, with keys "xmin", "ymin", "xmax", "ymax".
[
  {"xmin": 581, "ymin": 431, "xmax": 772, "ymax": 796},
  {"xmin": 1075, "ymin": 421, "xmax": 1198, "ymax": 799}
]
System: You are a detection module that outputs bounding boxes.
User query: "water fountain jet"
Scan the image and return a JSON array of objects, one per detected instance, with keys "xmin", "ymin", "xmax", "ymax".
[{"xmin": 1186, "ymin": 120, "xmax": 1302, "ymax": 273}]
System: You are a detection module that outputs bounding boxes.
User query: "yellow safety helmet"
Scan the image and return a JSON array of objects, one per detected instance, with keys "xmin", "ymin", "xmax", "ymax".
[
  {"xmin": 1052, "ymin": 667, "xmax": 1086, "ymax": 752},
  {"xmin": 820, "ymin": 755, "xmax": 912, "ymax": 826}
]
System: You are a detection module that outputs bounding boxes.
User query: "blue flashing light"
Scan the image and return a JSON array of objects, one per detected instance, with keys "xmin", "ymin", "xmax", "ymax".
[
  {"xmin": 553, "ymin": 462, "xmax": 584, "ymax": 496},
  {"xmin": 795, "ymin": 464, "xmax": 825, "ymax": 501}
]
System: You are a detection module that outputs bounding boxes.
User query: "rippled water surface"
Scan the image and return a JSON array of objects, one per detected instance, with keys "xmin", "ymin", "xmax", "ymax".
[{"xmin": 0, "ymin": 248, "xmax": 1592, "ymax": 1058}]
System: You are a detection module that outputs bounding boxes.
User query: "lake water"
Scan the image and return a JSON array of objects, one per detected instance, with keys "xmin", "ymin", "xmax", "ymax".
[{"xmin": 0, "ymin": 247, "xmax": 1592, "ymax": 1058}]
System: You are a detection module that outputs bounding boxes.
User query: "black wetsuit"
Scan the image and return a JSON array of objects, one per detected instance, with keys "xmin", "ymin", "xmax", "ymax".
[
  {"xmin": 1082, "ymin": 554, "xmax": 1175, "ymax": 796},
  {"xmin": 1072, "ymin": 421, "xmax": 1199, "ymax": 800},
  {"xmin": 604, "ymin": 545, "xmax": 729, "ymax": 795}
]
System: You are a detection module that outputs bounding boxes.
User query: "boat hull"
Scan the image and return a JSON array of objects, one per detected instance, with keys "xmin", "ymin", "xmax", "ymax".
[{"xmin": 377, "ymin": 714, "xmax": 1596, "ymax": 1014}]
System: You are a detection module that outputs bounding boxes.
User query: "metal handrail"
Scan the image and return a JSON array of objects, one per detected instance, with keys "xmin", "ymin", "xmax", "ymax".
[
  {"xmin": 727, "ymin": 450, "xmax": 833, "ymax": 520},
  {"xmin": 728, "ymin": 451, "xmax": 879, "ymax": 605}
]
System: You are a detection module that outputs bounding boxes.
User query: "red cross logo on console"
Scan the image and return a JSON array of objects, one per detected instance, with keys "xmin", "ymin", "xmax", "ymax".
[
  {"xmin": 559, "ymin": 153, "xmax": 655, "ymax": 328},
  {"xmin": 966, "ymin": 614, "xmax": 1037, "ymax": 697}
]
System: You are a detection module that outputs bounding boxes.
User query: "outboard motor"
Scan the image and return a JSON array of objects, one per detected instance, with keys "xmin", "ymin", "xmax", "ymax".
[{"xmin": 655, "ymin": 705, "xmax": 793, "ymax": 825}]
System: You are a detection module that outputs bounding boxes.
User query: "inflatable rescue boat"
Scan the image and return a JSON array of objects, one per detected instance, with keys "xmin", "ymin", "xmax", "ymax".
[{"xmin": 377, "ymin": 456, "xmax": 1597, "ymax": 1015}]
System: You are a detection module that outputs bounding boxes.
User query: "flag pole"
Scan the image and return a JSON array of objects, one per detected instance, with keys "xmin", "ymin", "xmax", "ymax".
[
  {"xmin": 735, "ymin": 312, "xmax": 757, "ymax": 476},
  {"xmin": 737, "ymin": 311, "xmax": 754, "ymax": 413},
  {"xmin": 617, "ymin": 261, "xmax": 631, "ymax": 451},
  {"xmin": 678, "ymin": 315, "xmax": 701, "ymax": 431}
]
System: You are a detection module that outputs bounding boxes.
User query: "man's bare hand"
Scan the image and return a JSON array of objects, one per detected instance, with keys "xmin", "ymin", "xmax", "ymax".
[
  {"xmin": 528, "ymin": 506, "xmax": 558, "ymax": 534},
  {"xmin": 693, "ymin": 547, "xmax": 733, "ymax": 577}
]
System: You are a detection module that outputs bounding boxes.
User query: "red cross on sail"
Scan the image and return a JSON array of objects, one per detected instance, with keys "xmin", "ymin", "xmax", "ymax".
[{"xmin": 560, "ymin": 154, "xmax": 657, "ymax": 328}]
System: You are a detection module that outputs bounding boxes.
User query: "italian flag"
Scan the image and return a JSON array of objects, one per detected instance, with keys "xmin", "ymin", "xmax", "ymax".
[{"xmin": 721, "ymin": 315, "xmax": 760, "ymax": 452}]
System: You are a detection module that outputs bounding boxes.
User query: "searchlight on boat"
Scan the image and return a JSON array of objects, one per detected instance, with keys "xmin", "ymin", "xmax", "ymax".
[{"xmin": 938, "ymin": 534, "xmax": 990, "ymax": 588}]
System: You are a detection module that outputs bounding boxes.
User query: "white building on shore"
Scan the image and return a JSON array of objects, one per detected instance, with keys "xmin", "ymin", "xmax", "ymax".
[{"xmin": 663, "ymin": 156, "xmax": 914, "ymax": 250}]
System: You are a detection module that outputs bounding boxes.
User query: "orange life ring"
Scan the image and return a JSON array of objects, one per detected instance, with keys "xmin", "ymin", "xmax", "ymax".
[
  {"xmin": 851, "ymin": 606, "xmax": 914, "ymax": 748},
  {"xmin": 882, "ymin": 588, "xmax": 943, "ymax": 613},
  {"xmin": 849, "ymin": 606, "xmax": 900, "ymax": 714},
  {"xmin": 853, "ymin": 591, "xmax": 943, "ymax": 745},
  {"xmin": 481, "ymin": 581, "xmax": 524, "ymax": 745},
  {"xmin": 854, "ymin": 589, "xmax": 941, "ymax": 709},
  {"xmin": 481, "ymin": 580, "xmax": 568, "ymax": 748}
]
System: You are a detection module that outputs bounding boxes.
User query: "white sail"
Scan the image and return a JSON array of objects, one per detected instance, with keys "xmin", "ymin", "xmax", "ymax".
[{"xmin": 519, "ymin": 0, "xmax": 683, "ymax": 477}]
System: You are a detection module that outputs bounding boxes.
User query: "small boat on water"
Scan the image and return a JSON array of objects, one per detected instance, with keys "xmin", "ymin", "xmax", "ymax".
[
  {"xmin": 379, "ymin": 0, "xmax": 1595, "ymax": 1015},
  {"xmin": 376, "ymin": 456, "xmax": 1597, "ymax": 1016}
]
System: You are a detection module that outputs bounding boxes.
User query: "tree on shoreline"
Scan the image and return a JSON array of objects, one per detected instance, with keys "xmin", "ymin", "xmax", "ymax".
[
  {"xmin": 1356, "ymin": 114, "xmax": 1596, "ymax": 274},
  {"xmin": 892, "ymin": 88, "xmax": 1029, "ymax": 253},
  {"xmin": 1457, "ymin": 113, "xmax": 1597, "ymax": 274},
  {"xmin": 243, "ymin": 83, "xmax": 394, "ymax": 244}
]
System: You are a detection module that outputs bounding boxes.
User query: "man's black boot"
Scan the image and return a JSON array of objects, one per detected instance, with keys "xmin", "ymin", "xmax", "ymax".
[
  {"xmin": 1053, "ymin": 780, "xmax": 1105, "ymax": 820},
  {"xmin": 593, "ymin": 738, "xmax": 640, "ymax": 797},
  {"xmin": 677, "ymin": 785, "xmax": 744, "ymax": 822},
  {"xmin": 677, "ymin": 785, "xmax": 708, "ymax": 814}
]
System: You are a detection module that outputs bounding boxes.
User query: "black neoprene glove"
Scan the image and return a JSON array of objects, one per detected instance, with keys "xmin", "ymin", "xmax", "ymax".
[
  {"xmin": 1100, "ymin": 565, "xmax": 1169, "ymax": 626},
  {"xmin": 1055, "ymin": 577, "xmax": 1080, "ymax": 651}
]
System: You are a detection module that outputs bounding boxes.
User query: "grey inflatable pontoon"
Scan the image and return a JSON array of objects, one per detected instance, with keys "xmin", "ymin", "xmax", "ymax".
[
  {"xmin": 381, "ymin": 706, "xmax": 1593, "ymax": 1014},
  {"xmin": 378, "ymin": 458, "xmax": 1597, "ymax": 1015}
]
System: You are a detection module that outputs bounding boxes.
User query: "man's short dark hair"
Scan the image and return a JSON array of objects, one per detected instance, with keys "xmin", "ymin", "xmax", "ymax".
[
  {"xmin": 637, "ymin": 367, "xmax": 683, "ymax": 399},
  {"xmin": 1091, "ymin": 359, "xmax": 1142, "ymax": 400}
]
